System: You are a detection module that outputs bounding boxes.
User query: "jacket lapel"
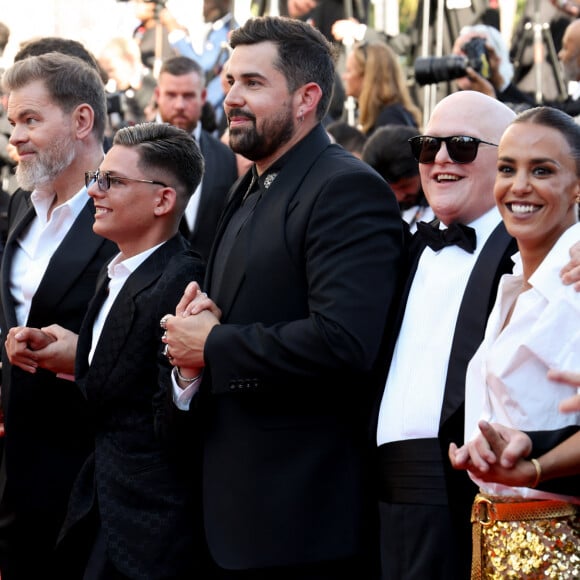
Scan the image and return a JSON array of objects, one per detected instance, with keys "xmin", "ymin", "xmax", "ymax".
[
  {"xmin": 27, "ymin": 199, "xmax": 108, "ymax": 324},
  {"xmin": 75, "ymin": 267, "xmax": 111, "ymax": 383},
  {"xmin": 81, "ymin": 237, "xmax": 185, "ymax": 392},
  {"xmin": 439, "ymin": 222, "xmax": 516, "ymax": 428},
  {"xmin": 207, "ymin": 125, "xmax": 331, "ymax": 318},
  {"xmin": 0, "ymin": 201, "xmax": 36, "ymax": 330}
]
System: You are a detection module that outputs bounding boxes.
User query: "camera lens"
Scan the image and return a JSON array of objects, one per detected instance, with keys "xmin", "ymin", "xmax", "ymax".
[{"xmin": 413, "ymin": 55, "xmax": 469, "ymax": 86}]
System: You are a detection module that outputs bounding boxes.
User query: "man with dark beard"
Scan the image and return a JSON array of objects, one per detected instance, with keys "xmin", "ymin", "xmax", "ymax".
[
  {"xmin": 0, "ymin": 52, "xmax": 117, "ymax": 578},
  {"xmin": 160, "ymin": 15, "xmax": 403, "ymax": 578}
]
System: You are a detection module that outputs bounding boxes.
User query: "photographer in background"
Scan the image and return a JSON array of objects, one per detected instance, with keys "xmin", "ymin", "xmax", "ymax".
[
  {"xmin": 451, "ymin": 24, "xmax": 535, "ymax": 109},
  {"xmin": 157, "ymin": 0, "xmax": 235, "ymax": 114},
  {"xmin": 131, "ymin": 0, "xmax": 175, "ymax": 71}
]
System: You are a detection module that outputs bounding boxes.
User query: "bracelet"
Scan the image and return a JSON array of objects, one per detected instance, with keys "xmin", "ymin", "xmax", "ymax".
[
  {"xmin": 174, "ymin": 367, "xmax": 201, "ymax": 384},
  {"xmin": 530, "ymin": 458, "xmax": 542, "ymax": 488}
]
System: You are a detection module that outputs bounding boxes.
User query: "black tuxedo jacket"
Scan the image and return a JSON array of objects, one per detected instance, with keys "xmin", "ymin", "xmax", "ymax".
[
  {"xmin": 181, "ymin": 130, "xmax": 237, "ymax": 263},
  {"xmin": 193, "ymin": 124, "xmax": 403, "ymax": 570},
  {"xmin": 60, "ymin": 235, "xmax": 207, "ymax": 578},
  {"xmin": 0, "ymin": 189, "xmax": 117, "ymax": 556},
  {"xmin": 374, "ymin": 218, "xmax": 517, "ymax": 574}
]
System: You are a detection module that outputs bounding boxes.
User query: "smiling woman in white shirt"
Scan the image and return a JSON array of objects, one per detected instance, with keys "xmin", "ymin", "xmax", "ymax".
[{"xmin": 449, "ymin": 106, "xmax": 580, "ymax": 580}]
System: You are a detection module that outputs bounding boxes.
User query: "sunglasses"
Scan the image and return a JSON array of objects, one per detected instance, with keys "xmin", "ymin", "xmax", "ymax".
[
  {"xmin": 84, "ymin": 170, "xmax": 167, "ymax": 192},
  {"xmin": 408, "ymin": 135, "xmax": 498, "ymax": 164}
]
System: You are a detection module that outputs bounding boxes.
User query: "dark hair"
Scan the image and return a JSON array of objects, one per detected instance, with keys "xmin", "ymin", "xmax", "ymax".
[
  {"xmin": 326, "ymin": 121, "xmax": 367, "ymax": 156},
  {"xmin": 229, "ymin": 16, "xmax": 335, "ymax": 121},
  {"xmin": 362, "ymin": 124, "xmax": 420, "ymax": 183},
  {"xmin": 14, "ymin": 36, "xmax": 99, "ymax": 69},
  {"xmin": 511, "ymin": 106, "xmax": 580, "ymax": 176},
  {"xmin": 159, "ymin": 56, "xmax": 204, "ymax": 83},
  {"xmin": 113, "ymin": 122, "xmax": 204, "ymax": 213},
  {"xmin": 3, "ymin": 52, "xmax": 107, "ymax": 141}
]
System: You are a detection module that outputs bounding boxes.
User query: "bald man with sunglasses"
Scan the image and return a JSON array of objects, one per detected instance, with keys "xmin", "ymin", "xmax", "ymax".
[
  {"xmin": 376, "ymin": 91, "xmax": 580, "ymax": 579},
  {"xmin": 374, "ymin": 91, "xmax": 519, "ymax": 580}
]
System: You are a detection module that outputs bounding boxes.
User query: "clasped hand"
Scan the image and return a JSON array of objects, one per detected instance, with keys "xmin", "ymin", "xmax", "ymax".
[
  {"xmin": 5, "ymin": 324, "xmax": 77, "ymax": 375},
  {"xmin": 161, "ymin": 281, "xmax": 221, "ymax": 375}
]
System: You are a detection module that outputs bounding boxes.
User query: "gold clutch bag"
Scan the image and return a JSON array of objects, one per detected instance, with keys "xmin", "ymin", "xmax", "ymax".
[{"xmin": 471, "ymin": 493, "xmax": 580, "ymax": 579}]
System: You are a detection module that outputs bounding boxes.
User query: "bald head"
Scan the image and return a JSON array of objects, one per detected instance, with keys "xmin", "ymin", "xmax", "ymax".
[
  {"xmin": 419, "ymin": 91, "xmax": 516, "ymax": 225},
  {"xmin": 560, "ymin": 19, "xmax": 580, "ymax": 82},
  {"xmin": 428, "ymin": 91, "xmax": 515, "ymax": 144}
]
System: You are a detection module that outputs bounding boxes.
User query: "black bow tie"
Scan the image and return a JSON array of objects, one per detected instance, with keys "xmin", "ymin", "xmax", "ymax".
[{"xmin": 416, "ymin": 221, "xmax": 477, "ymax": 253}]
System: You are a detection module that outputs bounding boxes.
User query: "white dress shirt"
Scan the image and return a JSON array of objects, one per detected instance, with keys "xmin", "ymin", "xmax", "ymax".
[
  {"xmin": 377, "ymin": 207, "xmax": 502, "ymax": 445},
  {"xmin": 10, "ymin": 187, "xmax": 89, "ymax": 327},
  {"xmin": 88, "ymin": 244, "xmax": 162, "ymax": 364},
  {"xmin": 464, "ymin": 222, "xmax": 580, "ymax": 501}
]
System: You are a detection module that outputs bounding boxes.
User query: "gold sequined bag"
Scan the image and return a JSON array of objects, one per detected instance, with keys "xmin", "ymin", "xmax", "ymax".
[{"xmin": 471, "ymin": 493, "xmax": 580, "ymax": 579}]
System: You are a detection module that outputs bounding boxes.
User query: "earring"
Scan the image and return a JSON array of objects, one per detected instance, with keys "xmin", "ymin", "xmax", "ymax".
[{"xmin": 298, "ymin": 110, "xmax": 304, "ymax": 123}]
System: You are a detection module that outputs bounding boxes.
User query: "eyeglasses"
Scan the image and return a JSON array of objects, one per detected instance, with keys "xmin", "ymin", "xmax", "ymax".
[
  {"xmin": 408, "ymin": 135, "xmax": 498, "ymax": 164},
  {"xmin": 84, "ymin": 170, "xmax": 167, "ymax": 192}
]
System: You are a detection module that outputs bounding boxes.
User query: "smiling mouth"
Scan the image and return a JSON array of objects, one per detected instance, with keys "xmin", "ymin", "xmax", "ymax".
[
  {"xmin": 435, "ymin": 173, "xmax": 461, "ymax": 183},
  {"xmin": 507, "ymin": 203, "xmax": 542, "ymax": 214}
]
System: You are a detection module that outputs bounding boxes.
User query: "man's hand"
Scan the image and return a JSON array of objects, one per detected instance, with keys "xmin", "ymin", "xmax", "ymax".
[
  {"xmin": 5, "ymin": 326, "xmax": 55, "ymax": 373},
  {"xmin": 33, "ymin": 324, "xmax": 78, "ymax": 375},
  {"xmin": 161, "ymin": 282, "xmax": 221, "ymax": 370},
  {"xmin": 175, "ymin": 281, "xmax": 222, "ymax": 319},
  {"xmin": 464, "ymin": 66, "xmax": 496, "ymax": 97}
]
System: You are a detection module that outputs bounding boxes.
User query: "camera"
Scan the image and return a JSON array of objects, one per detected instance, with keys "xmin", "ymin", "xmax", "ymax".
[{"xmin": 413, "ymin": 36, "xmax": 490, "ymax": 86}]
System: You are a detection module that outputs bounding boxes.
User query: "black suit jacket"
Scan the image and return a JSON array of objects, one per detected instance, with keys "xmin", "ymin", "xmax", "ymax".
[
  {"xmin": 193, "ymin": 124, "xmax": 403, "ymax": 570},
  {"xmin": 0, "ymin": 189, "xmax": 117, "ymax": 561},
  {"xmin": 373, "ymin": 217, "xmax": 517, "ymax": 576},
  {"xmin": 60, "ymin": 235, "xmax": 207, "ymax": 578},
  {"xmin": 181, "ymin": 130, "xmax": 237, "ymax": 263}
]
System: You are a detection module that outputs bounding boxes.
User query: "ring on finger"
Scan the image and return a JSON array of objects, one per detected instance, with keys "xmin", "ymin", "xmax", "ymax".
[{"xmin": 160, "ymin": 314, "xmax": 171, "ymax": 330}]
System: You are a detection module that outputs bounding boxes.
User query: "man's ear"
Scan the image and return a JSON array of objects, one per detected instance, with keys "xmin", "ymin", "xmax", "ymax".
[
  {"xmin": 295, "ymin": 81, "xmax": 322, "ymax": 119},
  {"xmin": 73, "ymin": 104, "xmax": 95, "ymax": 139},
  {"xmin": 154, "ymin": 187, "xmax": 177, "ymax": 217}
]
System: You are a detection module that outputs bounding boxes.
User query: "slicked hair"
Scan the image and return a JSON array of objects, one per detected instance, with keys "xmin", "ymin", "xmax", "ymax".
[
  {"xmin": 229, "ymin": 16, "xmax": 335, "ymax": 121},
  {"xmin": 3, "ymin": 51, "xmax": 107, "ymax": 141},
  {"xmin": 113, "ymin": 122, "xmax": 204, "ymax": 213}
]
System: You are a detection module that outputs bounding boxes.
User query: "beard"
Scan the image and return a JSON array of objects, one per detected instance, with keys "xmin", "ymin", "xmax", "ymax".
[
  {"xmin": 16, "ymin": 133, "xmax": 76, "ymax": 191},
  {"xmin": 227, "ymin": 105, "xmax": 295, "ymax": 162}
]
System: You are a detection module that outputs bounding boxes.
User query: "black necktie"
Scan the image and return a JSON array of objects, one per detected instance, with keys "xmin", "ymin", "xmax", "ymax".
[{"xmin": 416, "ymin": 221, "xmax": 477, "ymax": 253}]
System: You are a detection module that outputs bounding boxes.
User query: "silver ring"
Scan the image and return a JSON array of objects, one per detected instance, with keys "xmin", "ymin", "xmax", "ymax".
[
  {"xmin": 160, "ymin": 314, "xmax": 171, "ymax": 330},
  {"xmin": 163, "ymin": 343, "xmax": 172, "ymax": 359}
]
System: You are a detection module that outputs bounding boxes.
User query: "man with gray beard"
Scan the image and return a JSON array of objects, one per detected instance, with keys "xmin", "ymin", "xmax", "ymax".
[{"xmin": 0, "ymin": 52, "xmax": 117, "ymax": 578}]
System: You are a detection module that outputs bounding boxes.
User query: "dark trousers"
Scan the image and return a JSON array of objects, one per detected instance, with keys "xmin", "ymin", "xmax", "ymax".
[
  {"xmin": 215, "ymin": 555, "xmax": 378, "ymax": 580},
  {"xmin": 377, "ymin": 439, "xmax": 469, "ymax": 580},
  {"xmin": 379, "ymin": 501, "xmax": 466, "ymax": 580}
]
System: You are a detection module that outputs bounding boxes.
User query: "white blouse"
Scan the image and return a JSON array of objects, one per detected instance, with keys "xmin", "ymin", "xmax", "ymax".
[{"xmin": 464, "ymin": 222, "xmax": 580, "ymax": 500}]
